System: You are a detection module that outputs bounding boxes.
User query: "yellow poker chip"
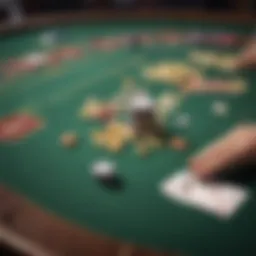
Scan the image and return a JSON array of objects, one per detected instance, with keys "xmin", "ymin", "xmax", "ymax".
[
  {"xmin": 92, "ymin": 122, "xmax": 133, "ymax": 153},
  {"xmin": 156, "ymin": 93, "xmax": 181, "ymax": 122},
  {"xmin": 169, "ymin": 136, "xmax": 188, "ymax": 151},
  {"xmin": 135, "ymin": 135, "xmax": 163, "ymax": 157},
  {"xmin": 60, "ymin": 132, "xmax": 78, "ymax": 148},
  {"xmin": 122, "ymin": 126, "xmax": 134, "ymax": 140},
  {"xmin": 231, "ymin": 79, "xmax": 247, "ymax": 93},
  {"xmin": 107, "ymin": 137, "xmax": 123, "ymax": 152},
  {"xmin": 190, "ymin": 51, "xmax": 219, "ymax": 66},
  {"xmin": 135, "ymin": 140, "xmax": 150, "ymax": 156},
  {"xmin": 143, "ymin": 62, "xmax": 200, "ymax": 87},
  {"xmin": 92, "ymin": 131, "xmax": 105, "ymax": 146},
  {"xmin": 147, "ymin": 136, "xmax": 162, "ymax": 149},
  {"xmin": 190, "ymin": 51, "xmax": 238, "ymax": 72},
  {"xmin": 217, "ymin": 56, "xmax": 236, "ymax": 71},
  {"xmin": 79, "ymin": 99, "xmax": 102, "ymax": 119}
]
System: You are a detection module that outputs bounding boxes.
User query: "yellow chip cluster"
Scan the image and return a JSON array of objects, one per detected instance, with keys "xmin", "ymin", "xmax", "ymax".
[
  {"xmin": 135, "ymin": 136, "xmax": 163, "ymax": 156},
  {"xmin": 79, "ymin": 99, "xmax": 102, "ymax": 119},
  {"xmin": 92, "ymin": 121, "xmax": 134, "ymax": 152},
  {"xmin": 190, "ymin": 51, "xmax": 237, "ymax": 71},
  {"xmin": 143, "ymin": 62, "xmax": 201, "ymax": 88}
]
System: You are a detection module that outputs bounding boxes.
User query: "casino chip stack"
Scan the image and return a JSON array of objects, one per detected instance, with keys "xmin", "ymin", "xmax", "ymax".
[
  {"xmin": 129, "ymin": 92, "xmax": 168, "ymax": 142},
  {"xmin": 129, "ymin": 92, "xmax": 154, "ymax": 112},
  {"xmin": 91, "ymin": 160, "xmax": 116, "ymax": 181}
]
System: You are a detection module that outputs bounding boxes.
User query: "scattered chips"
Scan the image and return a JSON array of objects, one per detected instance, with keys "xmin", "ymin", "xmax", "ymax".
[
  {"xmin": 193, "ymin": 79, "xmax": 247, "ymax": 94},
  {"xmin": 135, "ymin": 136, "xmax": 162, "ymax": 156},
  {"xmin": 113, "ymin": 79, "xmax": 138, "ymax": 112},
  {"xmin": 156, "ymin": 93, "xmax": 181, "ymax": 122},
  {"xmin": 217, "ymin": 56, "xmax": 236, "ymax": 71},
  {"xmin": 190, "ymin": 51, "xmax": 218, "ymax": 67},
  {"xmin": 60, "ymin": 132, "xmax": 78, "ymax": 148},
  {"xmin": 170, "ymin": 136, "xmax": 188, "ymax": 151},
  {"xmin": 22, "ymin": 52, "xmax": 48, "ymax": 68},
  {"xmin": 189, "ymin": 50, "xmax": 237, "ymax": 71},
  {"xmin": 79, "ymin": 99, "xmax": 102, "ymax": 119},
  {"xmin": 212, "ymin": 101, "xmax": 229, "ymax": 116},
  {"xmin": 39, "ymin": 31, "xmax": 57, "ymax": 47},
  {"xmin": 92, "ymin": 121, "xmax": 133, "ymax": 152},
  {"xmin": 91, "ymin": 160, "xmax": 116, "ymax": 179},
  {"xmin": 79, "ymin": 99, "xmax": 116, "ymax": 121},
  {"xmin": 143, "ymin": 62, "xmax": 201, "ymax": 89},
  {"xmin": 175, "ymin": 113, "xmax": 191, "ymax": 128}
]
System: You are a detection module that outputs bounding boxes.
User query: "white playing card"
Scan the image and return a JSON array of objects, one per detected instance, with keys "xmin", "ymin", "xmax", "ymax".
[{"xmin": 160, "ymin": 170, "xmax": 249, "ymax": 219}]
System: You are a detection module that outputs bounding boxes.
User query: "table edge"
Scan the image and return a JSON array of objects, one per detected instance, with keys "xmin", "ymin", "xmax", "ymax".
[
  {"xmin": 0, "ymin": 185, "xmax": 174, "ymax": 256},
  {"xmin": 0, "ymin": 9, "xmax": 255, "ymax": 35}
]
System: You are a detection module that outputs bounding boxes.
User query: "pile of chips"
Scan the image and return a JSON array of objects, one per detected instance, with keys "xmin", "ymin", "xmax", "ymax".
[{"xmin": 92, "ymin": 121, "xmax": 134, "ymax": 152}]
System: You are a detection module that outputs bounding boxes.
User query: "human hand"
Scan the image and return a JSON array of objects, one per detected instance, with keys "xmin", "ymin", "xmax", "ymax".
[
  {"xmin": 189, "ymin": 125, "xmax": 256, "ymax": 180},
  {"xmin": 235, "ymin": 41, "xmax": 256, "ymax": 69}
]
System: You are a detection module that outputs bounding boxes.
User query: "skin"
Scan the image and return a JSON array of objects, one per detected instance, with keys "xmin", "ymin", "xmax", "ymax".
[
  {"xmin": 189, "ymin": 37, "xmax": 256, "ymax": 179},
  {"xmin": 235, "ymin": 40, "xmax": 256, "ymax": 69},
  {"xmin": 189, "ymin": 125, "xmax": 256, "ymax": 180}
]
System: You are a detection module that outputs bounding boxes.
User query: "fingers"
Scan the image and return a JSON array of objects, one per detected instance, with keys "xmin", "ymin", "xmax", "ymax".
[
  {"xmin": 235, "ymin": 42, "xmax": 256, "ymax": 69},
  {"xmin": 189, "ymin": 125, "xmax": 256, "ymax": 180}
]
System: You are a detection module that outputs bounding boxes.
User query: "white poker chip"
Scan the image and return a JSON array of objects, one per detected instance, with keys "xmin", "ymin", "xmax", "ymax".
[
  {"xmin": 175, "ymin": 113, "xmax": 191, "ymax": 128},
  {"xmin": 91, "ymin": 160, "xmax": 116, "ymax": 178},
  {"xmin": 39, "ymin": 31, "xmax": 57, "ymax": 47},
  {"xmin": 212, "ymin": 101, "xmax": 228, "ymax": 116},
  {"xmin": 23, "ymin": 52, "xmax": 48, "ymax": 67},
  {"xmin": 129, "ymin": 93, "xmax": 154, "ymax": 111}
]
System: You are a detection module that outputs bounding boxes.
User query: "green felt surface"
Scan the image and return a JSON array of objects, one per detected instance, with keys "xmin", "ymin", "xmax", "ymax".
[{"xmin": 0, "ymin": 20, "xmax": 256, "ymax": 256}]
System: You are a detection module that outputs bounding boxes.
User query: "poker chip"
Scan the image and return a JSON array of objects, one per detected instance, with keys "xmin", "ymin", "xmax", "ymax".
[
  {"xmin": 189, "ymin": 51, "xmax": 218, "ymax": 67},
  {"xmin": 170, "ymin": 137, "xmax": 188, "ymax": 151},
  {"xmin": 184, "ymin": 32, "xmax": 203, "ymax": 44},
  {"xmin": 23, "ymin": 52, "xmax": 48, "ymax": 68},
  {"xmin": 175, "ymin": 113, "xmax": 191, "ymax": 128},
  {"xmin": 91, "ymin": 160, "xmax": 116, "ymax": 179},
  {"xmin": 98, "ymin": 107, "xmax": 115, "ymax": 122},
  {"xmin": 156, "ymin": 93, "xmax": 181, "ymax": 122},
  {"xmin": 39, "ymin": 31, "xmax": 57, "ymax": 47},
  {"xmin": 212, "ymin": 101, "xmax": 228, "ymax": 116},
  {"xmin": 143, "ymin": 62, "xmax": 199, "ymax": 87},
  {"xmin": 60, "ymin": 132, "xmax": 78, "ymax": 148},
  {"xmin": 92, "ymin": 122, "xmax": 133, "ymax": 152},
  {"xmin": 129, "ymin": 93, "xmax": 154, "ymax": 112}
]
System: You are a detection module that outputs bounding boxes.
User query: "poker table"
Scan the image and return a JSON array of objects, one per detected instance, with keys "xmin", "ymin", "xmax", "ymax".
[{"xmin": 0, "ymin": 10, "xmax": 255, "ymax": 256}]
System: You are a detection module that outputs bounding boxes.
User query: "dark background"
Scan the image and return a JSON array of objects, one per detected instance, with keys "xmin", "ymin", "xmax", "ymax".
[
  {"xmin": 25, "ymin": 0, "xmax": 255, "ymax": 12},
  {"xmin": 3, "ymin": 0, "xmax": 256, "ymax": 13},
  {"xmin": 0, "ymin": 0, "xmax": 255, "ymax": 23}
]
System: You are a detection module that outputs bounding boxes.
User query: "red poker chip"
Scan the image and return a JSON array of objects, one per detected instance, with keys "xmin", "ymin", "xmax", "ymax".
[
  {"xmin": 0, "ymin": 113, "xmax": 43, "ymax": 141},
  {"xmin": 58, "ymin": 47, "xmax": 82, "ymax": 60},
  {"xmin": 98, "ymin": 107, "xmax": 116, "ymax": 122},
  {"xmin": 204, "ymin": 33, "xmax": 239, "ymax": 46},
  {"xmin": 2, "ymin": 59, "xmax": 23, "ymax": 77},
  {"xmin": 49, "ymin": 47, "xmax": 82, "ymax": 65},
  {"xmin": 205, "ymin": 80, "xmax": 226, "ymax": 87},
  {"xmin": 91, "ymin": 39, "xmax": 117, "ymax": 51}
]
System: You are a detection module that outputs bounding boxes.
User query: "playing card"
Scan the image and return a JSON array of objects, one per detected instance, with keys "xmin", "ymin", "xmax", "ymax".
[{"xmin": 160, "ymin": 170, "xmax": 249, "ymax": 219}]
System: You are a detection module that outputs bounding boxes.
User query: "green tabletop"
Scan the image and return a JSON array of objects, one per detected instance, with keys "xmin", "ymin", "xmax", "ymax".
[{"xmin": 0, "ymin": 20, "xmax": 256, "ymax": 256}]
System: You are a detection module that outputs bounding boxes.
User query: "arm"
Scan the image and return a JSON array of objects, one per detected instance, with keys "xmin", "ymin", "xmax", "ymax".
[
  {"xmin": 189, "ymin": 124, "xmax": 256, "ymax": 180},
  {"xmin": 235, "ymin": 38, "xmax": 256, "ymax": 69}
]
